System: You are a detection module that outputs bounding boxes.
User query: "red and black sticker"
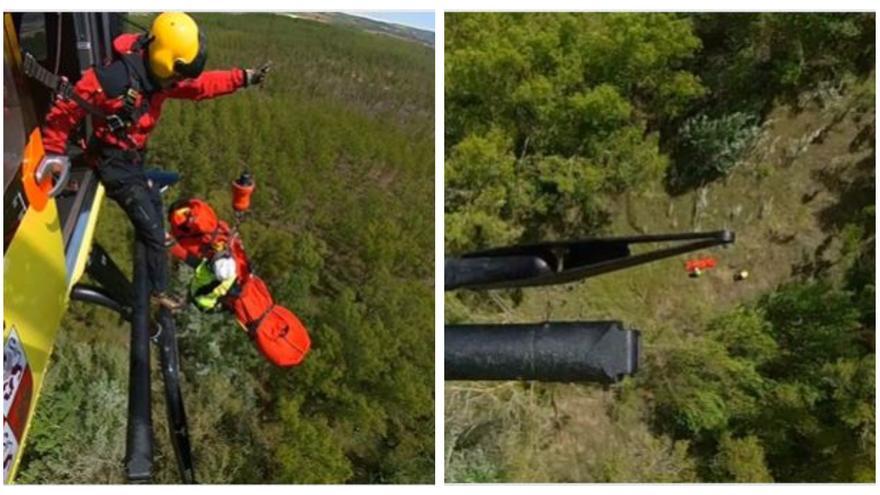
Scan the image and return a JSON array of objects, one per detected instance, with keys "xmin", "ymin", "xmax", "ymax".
[{"xmin": 3, "ymin": 328, "xmax": 33, "ymax": 482}]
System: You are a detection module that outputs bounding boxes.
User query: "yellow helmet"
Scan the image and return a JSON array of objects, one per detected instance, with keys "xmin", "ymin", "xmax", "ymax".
[{"xmin": 147, "ymin": 12, "xmax": 207, "ymax": 80}]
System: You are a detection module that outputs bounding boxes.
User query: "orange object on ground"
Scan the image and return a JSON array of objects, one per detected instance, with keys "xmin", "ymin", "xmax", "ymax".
[{"xmin": 685, "ymin": 257, "xmax": 717, "ymax": 274}]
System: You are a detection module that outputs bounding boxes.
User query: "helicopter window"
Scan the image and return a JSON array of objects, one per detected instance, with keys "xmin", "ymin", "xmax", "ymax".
[{"xmin": 18, "ymin": 13, "xmax": 48, "ymax": 62}]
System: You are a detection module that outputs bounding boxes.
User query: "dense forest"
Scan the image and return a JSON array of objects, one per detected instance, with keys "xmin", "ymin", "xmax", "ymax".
[
  {"xmin": 18, "ymin": 13, "xmax": 434, "ymax": 483},
  {"xmin": 445, "ymin": 13, "xmax": 874, "ymax": 482}
]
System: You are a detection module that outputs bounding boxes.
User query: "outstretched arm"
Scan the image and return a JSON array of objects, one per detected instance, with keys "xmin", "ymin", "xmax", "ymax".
[{"xmin": 164, "ymin": 69, "xmax": 247, "ymax": 101}]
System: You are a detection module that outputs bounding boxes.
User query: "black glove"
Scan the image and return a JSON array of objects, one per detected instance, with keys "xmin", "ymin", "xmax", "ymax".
[{"xmin": 245, "ymin": 61, "xmax": 272, "ymax": 87}]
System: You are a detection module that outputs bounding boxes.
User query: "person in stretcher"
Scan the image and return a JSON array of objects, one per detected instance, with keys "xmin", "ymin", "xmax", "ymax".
[{"xmin": 165, "ymin": 176, "xmax": 310, "ymax": 368}]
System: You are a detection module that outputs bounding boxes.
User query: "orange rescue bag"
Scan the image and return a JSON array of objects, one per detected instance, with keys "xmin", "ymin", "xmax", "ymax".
[{"xmin": 228, "ymin": 275, "xmax": 311, "ymax": 367}]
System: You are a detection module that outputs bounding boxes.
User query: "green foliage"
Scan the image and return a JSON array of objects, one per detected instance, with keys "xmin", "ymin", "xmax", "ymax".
[
  {"xmin": 648, "ymin": 281, "xmax": 874, "ymax": 482},
  {"xmin": 446, "ymin": 381, "xmax": 699, "ymax": 483},
  {"xmin": 19, "ymin": 13, "xmax": 433, "ymax": 484},
  {"xmin": 647, "ymin": 333, "xmax": 766, "ymax": 437},
  {"xmin": 446, "ymin": 13, "xmax": 701, "ymax": 247},
  {"xmin": 16, "ymin": 332, "xmax": 128, "ymax": 484},
  {"xmin": 688, "ymin": 13, "xmax": 875, "ymax": 115},
  {"xmin": 658, "ymin": 13, "xmax": 874, "ymax": 193},
  {"xmin": 446, "ymin": 13, "xmax": 705, "ymax": 149},
  {"xmin": 446, "ymin": 444, "xmax": 505, "ymax": 483},
  {"xmin": 668, "ymin": 112, "xmax": 761, "ymax": 192},
  {"xmin": 444, "ymin": 130, "xmax": 524, "ymax": 252},
  {"xmin": 759, "ymin": 282, "xmax": 861, "ymax": 375},
  {"xmin": 708, "ymin": 308, "xmax": 777, "ymax": 366},
  {"xmin": 273, "ymin": 398, "xmax": 353, "ymax": 483},
  {"xmin": 752, "ymin": 283, "xmax": 873, "ymax": 482},
  {"xmin": 711, "ymin": 435, "xmax": 772, "ymax": 482}
]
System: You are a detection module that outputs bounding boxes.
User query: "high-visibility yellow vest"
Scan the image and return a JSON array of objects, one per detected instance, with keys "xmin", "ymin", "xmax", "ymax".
[{"xmin": 190, "ymin": 260, "xmax": 237, "ymax": 311}]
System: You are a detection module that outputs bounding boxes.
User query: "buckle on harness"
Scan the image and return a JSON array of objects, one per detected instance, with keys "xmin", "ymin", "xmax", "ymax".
[
  {"xmin": 106, "ymin": 114, "xmax": 127, "ymax": 133},
  {"xmin": 111, "ymin": 88, "xmax": 143, "ymax": 134},
  {"xmin": 56, "ymin": 77, "xmax": 74, "ymax": 100},
  {"xmin": 125, "ymin": 88, "xmax": 139, "ymax": 99}
]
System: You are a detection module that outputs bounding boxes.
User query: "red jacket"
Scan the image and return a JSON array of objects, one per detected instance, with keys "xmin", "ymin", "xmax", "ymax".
[
  {"xmin": 42, "ymin": 34, "xmax": 246, "ymax": 155},
  {"xmin": 168, "ymin": 198, "xmax": 252, "ymax": 282}
]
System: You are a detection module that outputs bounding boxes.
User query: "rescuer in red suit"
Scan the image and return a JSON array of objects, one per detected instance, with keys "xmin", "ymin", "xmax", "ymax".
[
  {"xmin": 40, "ymin": 12, "xmax": 271, "ymax": 310},
  {"xmin": 166, "ymin": 197, "xmax": 311, "ymax": 368}
]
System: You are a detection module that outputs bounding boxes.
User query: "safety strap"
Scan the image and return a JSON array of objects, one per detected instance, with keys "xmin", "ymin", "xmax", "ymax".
[
  {"xmin": 245, "ymin": 303, "xmax": 276, "ymax": 338},
  {"xmin": 21, "ymin": 51, "xmax": 144, "ymax": 147},
  {"xmin": 118, "ymin": 54, "xmax": 151, "ymax": 130},
  {"xmin": 22, "ymin": 52, "xmax": 108, "ymax": 118}
]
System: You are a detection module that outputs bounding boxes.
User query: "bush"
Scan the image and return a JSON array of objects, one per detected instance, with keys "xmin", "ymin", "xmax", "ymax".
[
  {"xmin": 711, "ymin": 435, "xmax": 773, "ymax": 482},
  {"xmin": 647, "ymin": 281, "xmax": 874, "ymax": 482},
  {"xmin": 667, "ymin": 111, "xmax": 761, "ymax": 193},
  {"xmin": 15, "ymin": 333, "xmax": 128, "ymax": 484}
]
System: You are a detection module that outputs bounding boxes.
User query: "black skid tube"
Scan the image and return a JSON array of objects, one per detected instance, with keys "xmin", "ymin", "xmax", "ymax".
[
  {"xmin": 124, "ymin": 240, "xmax": 153, "ymax": 483},
  {"xmin": 70, "ymin": 283, "xmax": 131, "ymax": 319},
  {"xmin": 155, "ymin": 308, "xmax": 196, "ymax": 484},
  {"xmin": 445, "ymin": 321, "xmax": 639, "ymax": 382}
]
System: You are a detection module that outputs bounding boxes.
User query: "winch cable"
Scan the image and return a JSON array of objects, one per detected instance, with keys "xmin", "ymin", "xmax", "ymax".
[{"xmin": 53, "ymin": 12, "xmax": 62, "ymax": 73}]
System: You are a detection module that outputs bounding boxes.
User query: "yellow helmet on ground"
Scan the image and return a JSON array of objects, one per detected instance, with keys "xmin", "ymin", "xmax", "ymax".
[{"xmin": 148, "ymin": 12, "xmax": 207, "ymax": 80}]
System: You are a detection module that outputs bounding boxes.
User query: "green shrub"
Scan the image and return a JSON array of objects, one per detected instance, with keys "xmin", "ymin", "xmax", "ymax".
[
  {"xmin": 711, "ymin": 435, "xmax": 773, "ymax": 482},
  {"xmin": 668, "ymin": 112, "xmax": 761, "ymax": 192}
]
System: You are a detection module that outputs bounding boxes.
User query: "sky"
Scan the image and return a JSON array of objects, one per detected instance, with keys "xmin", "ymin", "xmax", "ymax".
[{"xmin": 344, "ymin": 11, "xmax": 435, "ymax": 32}]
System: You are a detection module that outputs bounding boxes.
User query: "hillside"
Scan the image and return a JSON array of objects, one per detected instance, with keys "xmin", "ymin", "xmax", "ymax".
[
  {"xmin": 17, "ymin": 12, "xmax": 434, "ymax": 484},
  {"xmin": 287, "ymin": 12, "xmax": 435, "ymax": 47},
  {"xmin": 445, "ymin": 13, "xmax": 874, "ymax": 483}
]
